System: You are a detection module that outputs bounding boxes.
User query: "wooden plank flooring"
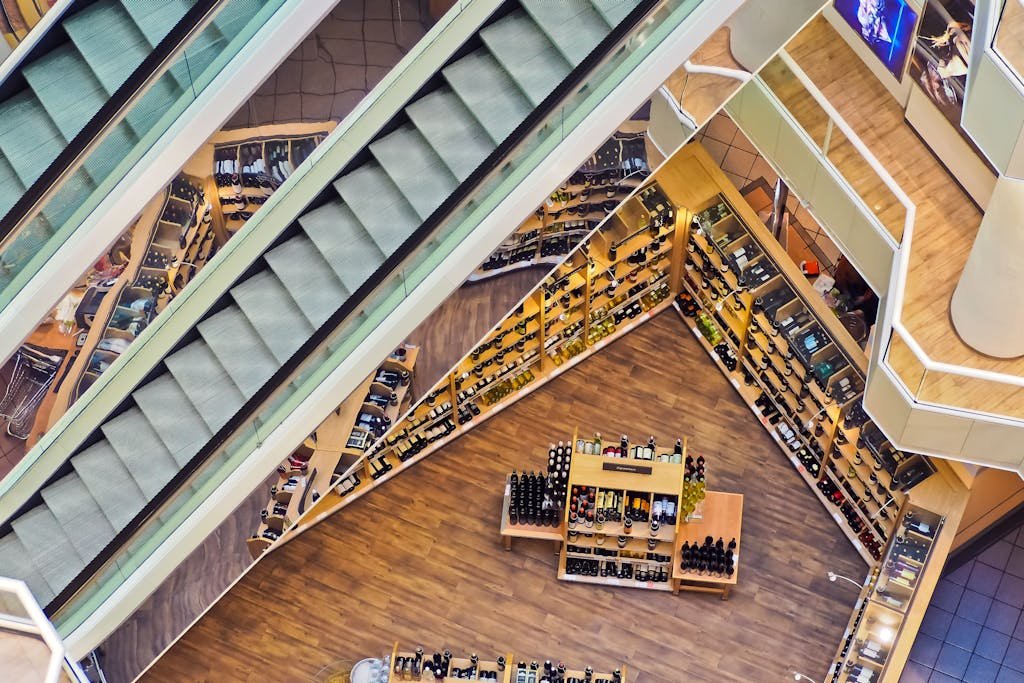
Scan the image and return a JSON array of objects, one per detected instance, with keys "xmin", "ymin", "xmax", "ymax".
[
  {"xmin": 98, "ymin": 268, "xmax": 548, "ymax": 683},
  {"xmin": 782, "ymin": 20, "xmax": 1024, "ymax": 418},
  {"xmin": 142, "ymin": 311, "xmax": 865, "ymax": 683}
]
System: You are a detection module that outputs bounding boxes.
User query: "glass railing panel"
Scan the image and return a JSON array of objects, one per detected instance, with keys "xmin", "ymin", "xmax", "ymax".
[
  {"xmin": 758, "ymin": 55, "xmax": 905, "ymax": 243},
  {"xmin": 994, "ymin": 0, "xmax": 1024, "ymax": 84},
  {"xmin": 885, "ymin": 328, "xmax": 926, "ymax": 397},
  {"xmin": 759, "ymin": 55, "xmax": 830, "ymax": 148},
  {"xmin": 0, "ymin": 0, "xmax": 283, "ymax": 312},
  {"xmin": 50, "ymin": 0, "xmax": 707, "ymax": 634},
  {"xmin": 918, "ymin": 367, "xmax": 1024, "ymax": 421}
]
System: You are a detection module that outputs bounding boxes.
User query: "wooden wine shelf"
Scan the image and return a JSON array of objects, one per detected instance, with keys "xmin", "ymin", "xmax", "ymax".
[
  {"xmin": 247, "ymin": 347, "xmax": 417, "ymax": 557},
  {"xmin": 386, "ymin": 642, "xmax": 624, "ymax": 683}
]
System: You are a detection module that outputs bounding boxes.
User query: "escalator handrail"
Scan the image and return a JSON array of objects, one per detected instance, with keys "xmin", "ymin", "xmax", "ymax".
[
  {"xmin": 45, "ymin": 0, "xmax": 663, "ymax": 615},
  {"xmin": 0, "ymin": 0, "xmax": 226, "ymax": 241}
]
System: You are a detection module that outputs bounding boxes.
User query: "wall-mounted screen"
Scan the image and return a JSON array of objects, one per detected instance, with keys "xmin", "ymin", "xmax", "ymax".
[
  {"xmin": 908, "ymin": 0, "xmax": 974, "ymax": 131},
  {"xmin": 833, "ymin": 0, "xmax": 919, "ymax": 79}
]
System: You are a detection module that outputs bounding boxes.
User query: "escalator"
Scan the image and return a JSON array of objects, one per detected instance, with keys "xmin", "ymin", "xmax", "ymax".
[
  {"xmin": 0, "ymin": 0, "xmax": 653, "ymax": 609},
  {"xmin": 0, "ymin": 0, "xmax": 277, "ymax": 308}
]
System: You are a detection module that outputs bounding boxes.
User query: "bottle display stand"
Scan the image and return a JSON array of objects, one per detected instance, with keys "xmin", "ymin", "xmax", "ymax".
[
  {"xmin": 294, "ymin": 175, "xmax": 682, "ymax": 531},
  {"xmin": 472, "ymin": 130, "xmax": 651, "ymax": 281},
  {"xmin": 499, "ymin": 473, "xmax": 563, "ymax": 554},
  {"xmin": 499, "ymin": 427, "xmax": 743, "ymax": 597},
  {"xmin": 671, "ymin": 491, "xmax": 742, "ymax": 599},
  {"xmin": 387, "ymin": 642, "xmax": 625, "ymax": 683},
  {"xmin": 209, "ymin": 124, "xmax": 334, "ymax": 236},
  {"xmin": 247, "ymin": 346, "xmax": 417, "ymax": 557},
  {"xmin": 36, "ymin": 173, "xmax": 208, "ymax": 445}
]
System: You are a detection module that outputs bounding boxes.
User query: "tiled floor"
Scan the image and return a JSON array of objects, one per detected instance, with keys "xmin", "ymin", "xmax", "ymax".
[
  {"xmin": 902, "ymin": 528, "xmax": 1024, "ymax": 682},
  {"xmin": 695, "ymin": 111, "xmax": 843, "ymax": 273},
  {"xmin": 223, "ymin": 0, "xmax": 431, "ymax": 129}
]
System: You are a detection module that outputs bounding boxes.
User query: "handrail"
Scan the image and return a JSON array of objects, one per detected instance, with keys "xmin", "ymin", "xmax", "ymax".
[
  {"xmin": 0, "ymin": 0, "xmax": 502, "ymax": 526},
  {"xmin": 44, "ymin": 0, "xmax": 665, "ymax": 615},
  {"xmin": 767, "ymin": 51, "xmax": 1024, "ymax": 416},
  {"xmin": 0, "ymin": 0, "xmax": 224, "ymax": 239},
  {"xmin": 0, "ymin": 0, "xmax": 75, "ymax": 79}
]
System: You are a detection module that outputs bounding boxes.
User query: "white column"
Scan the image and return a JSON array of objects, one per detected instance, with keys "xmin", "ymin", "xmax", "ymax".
[{"xmin": 950, "ymin": 175, "xmax": 1024, "ymax": 357}]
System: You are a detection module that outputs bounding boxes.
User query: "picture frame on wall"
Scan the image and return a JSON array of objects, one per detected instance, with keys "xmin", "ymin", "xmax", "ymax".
[
  {"xmin": 833, "ymin": 0, "xmax": 919, "ymax": 79},
  {"xmin": 908, "ymin": 0, "xmax": 974, "ymax": 132}
]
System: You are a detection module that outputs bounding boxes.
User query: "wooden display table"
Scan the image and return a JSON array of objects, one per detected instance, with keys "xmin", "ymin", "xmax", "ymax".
[
  {"xmin": 499, "ymin": 473, "xmax": 563, "ymax": 553},
  {"xmin": 671, "ymin": 491, "xmax": 743, "ymax": 599},
  {"xmin": 388, "ymin": 643, "xmax": 512, "ymax": 683}
]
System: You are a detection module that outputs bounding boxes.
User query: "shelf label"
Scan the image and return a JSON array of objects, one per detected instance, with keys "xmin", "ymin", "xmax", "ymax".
[
  {"xmin": 602, "ymin": 462, "xmax": 653, "ymax": 475},
  {"xmin": 730, "ymin": 378, "xmax": 740, "ymax": 389}
]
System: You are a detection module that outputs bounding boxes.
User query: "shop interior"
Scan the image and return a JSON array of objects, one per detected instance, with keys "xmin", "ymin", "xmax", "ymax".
[{"xmin": 3, "ymin": 2, "xmax": 1024, "ymax": 683}]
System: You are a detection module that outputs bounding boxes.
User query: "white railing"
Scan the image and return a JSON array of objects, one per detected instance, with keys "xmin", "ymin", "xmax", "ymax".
[{"xmin": 772, "ymin": 50, "xmax": 1024, "ymax": 421}]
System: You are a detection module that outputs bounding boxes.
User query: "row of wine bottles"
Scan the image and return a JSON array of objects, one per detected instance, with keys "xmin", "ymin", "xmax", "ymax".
[
  {"xmin": 565, "ymin": 557, "xmax": 669, "ymax": 583},
  {"xmin": 515, "ymin": 659, "xmax": 623, "ymax": 683},
  {"xmin": 393, "ymin": 648, "xmax": 499, "ymax": 680},
  {"xmin": 679, "ymin": 536, "xmax": 735, "ymax": 577}
]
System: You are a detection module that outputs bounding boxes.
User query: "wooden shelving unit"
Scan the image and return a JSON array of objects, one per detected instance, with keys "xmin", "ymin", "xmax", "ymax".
[
  {"xmin": 661, "ymin": 144, "xmax": 943, "ymax": 564},
  {"xmin": 472, "ymin": 130, "xmax": 651, "ymax": 281},
  {"xmin": 387, "ymin": 642, "xmax": 624, "ymax": 683},
  {"xmin": 293, "ymin": 174, "xmax": 681, "ymax": 530},
  {"xmin": 247, "ymin": 347, "xmax": 417, "ymax": 558},
  {"xmin": 211, "ymin": 126, "xmax": 333, "ymax": 236},
  {"xmin": 556, "ymin": 440, "xmax": 684, "ymax": 592}
]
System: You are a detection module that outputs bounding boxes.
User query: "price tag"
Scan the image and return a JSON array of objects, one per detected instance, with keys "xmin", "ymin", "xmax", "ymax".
[
  {"xmin": 647, "ymin": 581, "xmax": 655, "ymax": 589},
  {"xmin": 833, "ymin": 513, "xmax": 843, "ymax": 524},
  {"xmin": 729, "ymin": 378, "xmax": 739, "ymax": 389},
  {"xmin": 504, "ymin": 484, "xmax": 510, "ymax": 496}
]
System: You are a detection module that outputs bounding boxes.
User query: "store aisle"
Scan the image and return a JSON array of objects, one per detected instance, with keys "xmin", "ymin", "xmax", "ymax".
[{"xmin": 142, "ymin": 311, "xmax": 865, "ymax": 683}]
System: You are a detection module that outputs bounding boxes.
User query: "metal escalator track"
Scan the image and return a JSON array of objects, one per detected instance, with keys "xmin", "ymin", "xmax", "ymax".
[
  {"xmin": 0, "ymin": 0, "xmax": 672, "ymax": 618},
  {"xmin": 0, "ymin": 0, "xmax": 261, "ymax": 296}
]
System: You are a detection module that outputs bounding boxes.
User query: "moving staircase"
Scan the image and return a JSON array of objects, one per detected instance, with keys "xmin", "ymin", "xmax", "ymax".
[
  {"xmin": 0, "ymin": 0, "xmax": 644, "ymax": 606},
  {"xmin": 0, "ymin": 0, "xmax": 264, "ymax": 290}
]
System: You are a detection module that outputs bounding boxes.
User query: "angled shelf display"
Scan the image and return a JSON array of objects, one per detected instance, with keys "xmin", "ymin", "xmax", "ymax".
[
  {"xmin": 472, "ymin": 129, "xmax": 651, "ymax": 281},
  {"xmin": 247, "ymin": 346, "xmax": 417, "ymax": 557}
]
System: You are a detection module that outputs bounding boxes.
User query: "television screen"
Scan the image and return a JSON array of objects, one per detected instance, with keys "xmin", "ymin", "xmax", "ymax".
[{"xmin": 833, "ymin": 0, "xmax": 919, "ymax": 79}]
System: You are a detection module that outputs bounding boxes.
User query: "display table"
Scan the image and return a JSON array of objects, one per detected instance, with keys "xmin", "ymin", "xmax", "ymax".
[
  {"xmin": 672, "ymin": 491, "xmax": 743, "ymax": 599},
  {"xmin": 499, "ymin": 473, "xmax": 563, "ymax": 553}
]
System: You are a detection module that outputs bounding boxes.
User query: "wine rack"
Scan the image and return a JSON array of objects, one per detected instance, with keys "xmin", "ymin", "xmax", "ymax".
[
  {"xmin": 211, "ymin": 125, "xmax": 333, "ymax": 235},
  {"xmin": 827, "ymin": 505, "xmax": 945, "ymax": 682},
  {"xmin": 556, "ymin": 432, "xmax": 685, "ymax": 592},
  {"xmin": 247, "ymin": 346, "xmax": 417, "ymax": 558},
  {"xmin": 472, "ymin": 130, "xmax": 651, "ymax": 281},
  {"xmin": 66, "ymin": 174, "xmax": 208, "ymax": 406},
  {"xmin": 294, "ymin": 175, "xmax": 684, "ymax": 527},
  {"xmin": 386, "ymin": 642, "xmax": 625, "ymax": 683},
  {"xmin": 671, "ymin": 181, "xmax": 937, "ymax": 563}
]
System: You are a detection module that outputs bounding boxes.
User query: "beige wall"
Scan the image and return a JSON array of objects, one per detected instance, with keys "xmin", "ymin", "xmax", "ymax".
[{"xmin": 953, "ymin": 467, "xmax": 1024, "ymax": 550}]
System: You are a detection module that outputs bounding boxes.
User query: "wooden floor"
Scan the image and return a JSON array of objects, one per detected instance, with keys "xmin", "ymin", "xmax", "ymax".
[
  {"xmin": 143, "ymin": 311, "xmax": 865, "ymax": 683},
  {"xmin": 783, "ymin": 20, "xmax": 1024, "ymax": 416},
  {"xmin": 98, "ymin": 267, "xmax": 545, "ymax": 683},
  {"xmin": 403, "ymin": 266, "xmax": 550, "ymax": 399},
  {"xmin": 662, "ymin": 27, "xmax": 747, "ymax": 125}
]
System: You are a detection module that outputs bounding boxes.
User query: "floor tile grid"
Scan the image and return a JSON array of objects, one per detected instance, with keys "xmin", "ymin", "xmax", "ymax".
[{"xmin": 902, "ymin": 528, "xmax": 1024, "ymax": 683}]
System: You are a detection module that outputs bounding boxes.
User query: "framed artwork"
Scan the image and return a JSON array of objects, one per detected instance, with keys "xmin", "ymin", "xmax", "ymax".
[
  {"xmin": 833, "ymin": 0, "xmax": 919, "ymax": 79},
  {"xmin": 908, "ymin": 0, "xmax": 975, "ymax": 131}
]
